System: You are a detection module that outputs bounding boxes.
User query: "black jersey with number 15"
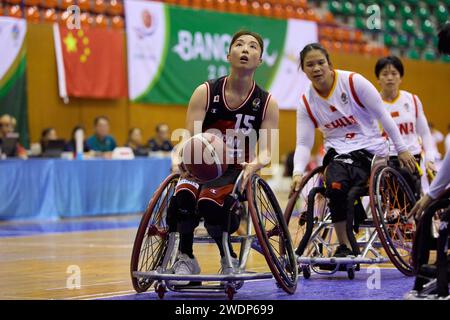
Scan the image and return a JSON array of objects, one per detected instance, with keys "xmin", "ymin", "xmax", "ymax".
[{"xmin": 202, "ymin": 76, "xmax": 272, "ymax": 164}]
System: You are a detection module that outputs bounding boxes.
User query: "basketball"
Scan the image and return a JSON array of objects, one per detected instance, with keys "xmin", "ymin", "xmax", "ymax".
[{"xmin": 180, "ymin": 132, "xmax": 228, "ymax": 183}]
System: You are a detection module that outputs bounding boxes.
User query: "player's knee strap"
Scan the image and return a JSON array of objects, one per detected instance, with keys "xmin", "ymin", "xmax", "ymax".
[
  {"xmin": 175, "ymin": 189, "xmax": 197, "ymax": 214},
  {"xmin": 198, "ymin": 199, "xmax": 240, "ymax": 234},
  {"xmin": 325, "ymin": 187, "xmax": 348, "ymax": 223},
  {"xmin": 167, "ymin": 194, "xmax": 199, "ymax": 233},
  {"xmin": 325, "ymin": 185, "xmax": 347, "ymax": 202}
]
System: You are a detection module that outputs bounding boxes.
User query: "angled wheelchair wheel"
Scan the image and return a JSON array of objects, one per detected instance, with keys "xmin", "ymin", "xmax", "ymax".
[
  {"xmin": 412, "ymin": 190, "xmax": 450, "ymax": 269},
  {"xmin": 411, "ymin": 191, "xmax": 450, "ymax": 297},
  {"xmin": 247, "ymin": 175, "xmax": 298, "ymax": 294},
  {"xmin": 369, "ymin": 164, "xmax": 416, "ymax": 276},
  {"xmin": 130, "ymin": 173, "xmax": 179, "ymax": 292},
  {"xmin": 284, "ymin": 166, "xmax": 332, "ymax": 257}
]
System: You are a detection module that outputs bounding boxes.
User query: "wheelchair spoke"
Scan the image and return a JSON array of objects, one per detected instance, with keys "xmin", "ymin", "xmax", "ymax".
[
  {"xmin": 139, "ymin": 234, "xmax": 163, "ymax": 272},
  {"xmin": 142, "ymin": 238, "xmax": 155, "ymax": 270},
  {"xmin": 256, "ymin": 188, "xmax": 273, "ymax": 219},
  {"xmin": 139, "ymin": 237, "xmax": 149, "ymax": 271},
  {"xmin": 372, "ymin": 166, "xmax": 415, "ymax": 275},
  {"xmin": 256, "ymin": 190, "xmax": 278, "ymax": 231},
  {"xmin": 140, "ymin": 230, "xmax": 154, "ymax": 271},
  {"xmin": 139, "ymin": 235, "xmax": 152, "ymax": 271}
]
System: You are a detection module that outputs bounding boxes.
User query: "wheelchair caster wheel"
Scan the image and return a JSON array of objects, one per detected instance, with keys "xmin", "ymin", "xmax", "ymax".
[
  {"xmin": 226, "ymin": 287, "xmax": 235, "ymax": 300},
  {"xmin": 302, "ymin": 266, "xmax": 311, "ymax": 279},
  {"xmin": 347, "ymin": 268, "xmax": 355, "ymax": 280},
  {"xmin": 156, "ymin": 283, "xmax": 166, "ymax": 299}
]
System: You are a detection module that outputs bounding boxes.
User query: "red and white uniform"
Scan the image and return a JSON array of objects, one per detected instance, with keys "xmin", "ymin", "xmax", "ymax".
[
  {"xmin": 382, "ymin": 90, "xmax": 436, "ymax": 162},
  {"xmin": 293, "ymin": 69, "xmax": 407, "ymax": 175}
]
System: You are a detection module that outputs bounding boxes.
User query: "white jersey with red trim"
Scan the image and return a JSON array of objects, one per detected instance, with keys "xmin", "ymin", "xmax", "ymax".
[
  {"xmin": 303, "ymin": 69, "xmax": 387, "ymax": 155},
  {"xmin": 382, "ymin": 90, "xmax": 436, "ymax": 161},
  {"xmin": 293, "ymin": 69, "xmax": 408, "ymax": 175}
]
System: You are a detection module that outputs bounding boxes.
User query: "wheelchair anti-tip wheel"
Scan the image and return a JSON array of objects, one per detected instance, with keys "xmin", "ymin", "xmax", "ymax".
[
  {"xmin": 130, "ymin": 174, "xmax": 179, "ymax": 292},
  {"xmin": 247, "ymin": 175, "xmax": 298, "ymax": 294},
  {"xmin": 370, "ymin": 164, "xmax": 416, "ymax": 276}
]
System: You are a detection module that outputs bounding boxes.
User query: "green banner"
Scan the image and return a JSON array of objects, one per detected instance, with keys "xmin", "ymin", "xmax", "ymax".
[
  {"xmin": 0, "ymin": 17, "xmax": 29, "ymax": 148},
  {"xmin": 125, "ymin": 0, "xmax": 318, "ymax": 109}
]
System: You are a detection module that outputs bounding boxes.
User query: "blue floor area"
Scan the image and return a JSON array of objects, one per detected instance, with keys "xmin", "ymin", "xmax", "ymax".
[
  {"xmin": 103, "ymin": 268, "xmax": 414, "ymax": 300},
  {"xmin": 0, "ymin": 216, "xmax": 141, "ymax": 237}
]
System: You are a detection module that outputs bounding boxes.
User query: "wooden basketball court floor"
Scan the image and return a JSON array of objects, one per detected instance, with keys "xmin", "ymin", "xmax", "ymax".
[{"xmin": 0, "ymin": 193, "xmax": 415, "ymax": 300}]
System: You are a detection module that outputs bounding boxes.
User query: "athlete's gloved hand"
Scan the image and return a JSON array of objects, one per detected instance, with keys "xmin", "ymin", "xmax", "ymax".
[
  {"xmin": 289, "ymin": 174, "xmax": 303, "ymax": 198},
  {"xmin": 171, "ymin": 147, "xmax": 197, "ymax": 181},
  {"xmin": 240, "ymin": 162, "xmax": 260, "ymax": 191},
  {"xmin": 408, "ymin": 193, "xmax": 433, "ymax": 220},
  {"xmin": 425, "ymin": 161, "xmax": 437, "ymax": 179},
  {"xmin": 398, "ymin": 150, "xmax": 417, "ymax": 173}
]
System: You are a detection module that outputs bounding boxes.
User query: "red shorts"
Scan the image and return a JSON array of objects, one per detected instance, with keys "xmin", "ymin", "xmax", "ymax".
[{"xmin": 175, "ymin": 166, "xmax": 242, "ymax": 207}]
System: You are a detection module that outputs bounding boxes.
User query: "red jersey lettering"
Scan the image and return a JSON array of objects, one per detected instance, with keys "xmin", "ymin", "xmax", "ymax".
[{"xmin": 324, "ymin": 115, "xmax": 358, "ymax": 129}]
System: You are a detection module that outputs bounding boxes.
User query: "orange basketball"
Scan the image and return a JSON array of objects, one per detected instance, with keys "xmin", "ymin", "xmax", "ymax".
[{"xmin": 180, "ymin": 132, "xmax": 228, "ymax": 183}]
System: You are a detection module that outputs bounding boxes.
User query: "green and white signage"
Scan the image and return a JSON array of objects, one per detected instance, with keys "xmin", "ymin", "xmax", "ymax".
[
  {"xmin": 125, "ymin": 0, "xmax": 317, "ymax": 109},
  {"xmin": 0, "ymin": 17, "xmax": 29, "ymax": 147}
]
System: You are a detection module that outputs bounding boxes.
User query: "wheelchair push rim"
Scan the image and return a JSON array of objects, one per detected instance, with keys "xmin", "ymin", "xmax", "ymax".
[
  {"xmin": 130, "ymin": 173, "xmax": 179, "ymax": 292},
  {"xmin": 369, "ymin": 164, "xmax": 416, "ymax": 276},
  {"xmin": 247, "ymin": 175, "xmax": 298, "ymax": 294}
]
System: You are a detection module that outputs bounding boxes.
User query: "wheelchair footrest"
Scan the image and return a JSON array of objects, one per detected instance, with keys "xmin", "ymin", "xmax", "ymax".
[
  {"xmin": 132, "ymin": 270, "xmax": 273, "ymax": 282},
  {"xmin": 172, "ymin": 281, "xmax": 203, "ymax": 288},
  {"xmin": 297, "ymin": 256, "xmax": 389, "ymax": 265},
  {"xmin": 317, "ymin": 263, "xmax": 360, "ymax": 272}
]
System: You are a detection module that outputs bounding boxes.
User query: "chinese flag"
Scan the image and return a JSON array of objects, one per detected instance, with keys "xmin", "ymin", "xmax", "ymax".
[{"xmin": 54, "ymin": 25, "xmax": 127, "ymax": 99}]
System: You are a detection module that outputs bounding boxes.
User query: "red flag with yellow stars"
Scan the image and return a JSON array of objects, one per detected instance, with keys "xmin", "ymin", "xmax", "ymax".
[{"xmin": 53, "ymin": 25, "xmax": 127, "ymax": 100}]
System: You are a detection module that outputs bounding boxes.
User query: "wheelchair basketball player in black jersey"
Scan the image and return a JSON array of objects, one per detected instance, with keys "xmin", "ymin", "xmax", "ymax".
[{"xmin": 167, "ymin": 30, "xmax": 279, "ymax": 284}]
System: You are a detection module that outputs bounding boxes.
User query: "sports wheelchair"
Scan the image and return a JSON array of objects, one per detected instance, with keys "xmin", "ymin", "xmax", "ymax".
[
  {"xmin": 406, "ymin": 188, "xmax": 450, "ymax": 299},
  {"xmin": 284, "ymin": 157, "xmax": 417, "ymax": 279},
  {"xmin": 130, "ymin": 172, "xmax": 298, "ymax": 300}
]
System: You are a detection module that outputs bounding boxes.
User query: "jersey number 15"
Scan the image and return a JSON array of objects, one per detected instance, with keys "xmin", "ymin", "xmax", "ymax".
[{"xmin": 235, "ymin": 114, "xmax": 255, "ymax": 134}]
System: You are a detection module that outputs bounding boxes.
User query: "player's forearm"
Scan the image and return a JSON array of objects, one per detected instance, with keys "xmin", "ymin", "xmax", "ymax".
[
  {"xmin": 293, "ymin": 145, "xmax": 311, "ymax": 175},
  {"xmin": 250, "ymin": 148, "xmax": 272, "ymax": 170},
  {"xmin": 293, "ymin": 108, "xmax": 315, "ymax": 175},
  {"xmin": 362, "ymin": 94, "xmax": 408, "ymax": 153},
  {"xmin": 354, "ymin": 73, "xmax": 407, "ymax": 153},
  {"xmin": 421, "ymin": 132, "xmax": 437, "ymax": 163},
  {"xmin": 417, "ymin": 114, "xmax": 436, "ymax": 162},
  {"xmin": 428, "ymin": 149, "xmax": 450, "ymax": 199},
  {"xmin": 378, "ymin": 110, "xmax": 408, "ymax": 153},
  {"xmin": 364, "ymin": 93, "xmax": 407, "ymax": 153}
]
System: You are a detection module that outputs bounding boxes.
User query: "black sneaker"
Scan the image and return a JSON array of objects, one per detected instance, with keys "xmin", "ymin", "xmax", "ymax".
[
  {"xmin": 318, "ymin": 245, "xmax": 355, "ymax": 271},
  {"xmin": 333, "ymin": 244, "xmax": 353, "ymax": 258}
]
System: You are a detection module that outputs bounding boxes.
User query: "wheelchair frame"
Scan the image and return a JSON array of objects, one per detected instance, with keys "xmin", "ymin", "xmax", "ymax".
[
  {"xmin": 406, "ymin": 188, "xmax": 450, "ymax": 300},
  {"xmin": 130, "ymin": 171, "xmax": 298, "ymax": 300},
  {"xmin": 284, "ymin": 156, "xmax": 417, "ymax": 279}
]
